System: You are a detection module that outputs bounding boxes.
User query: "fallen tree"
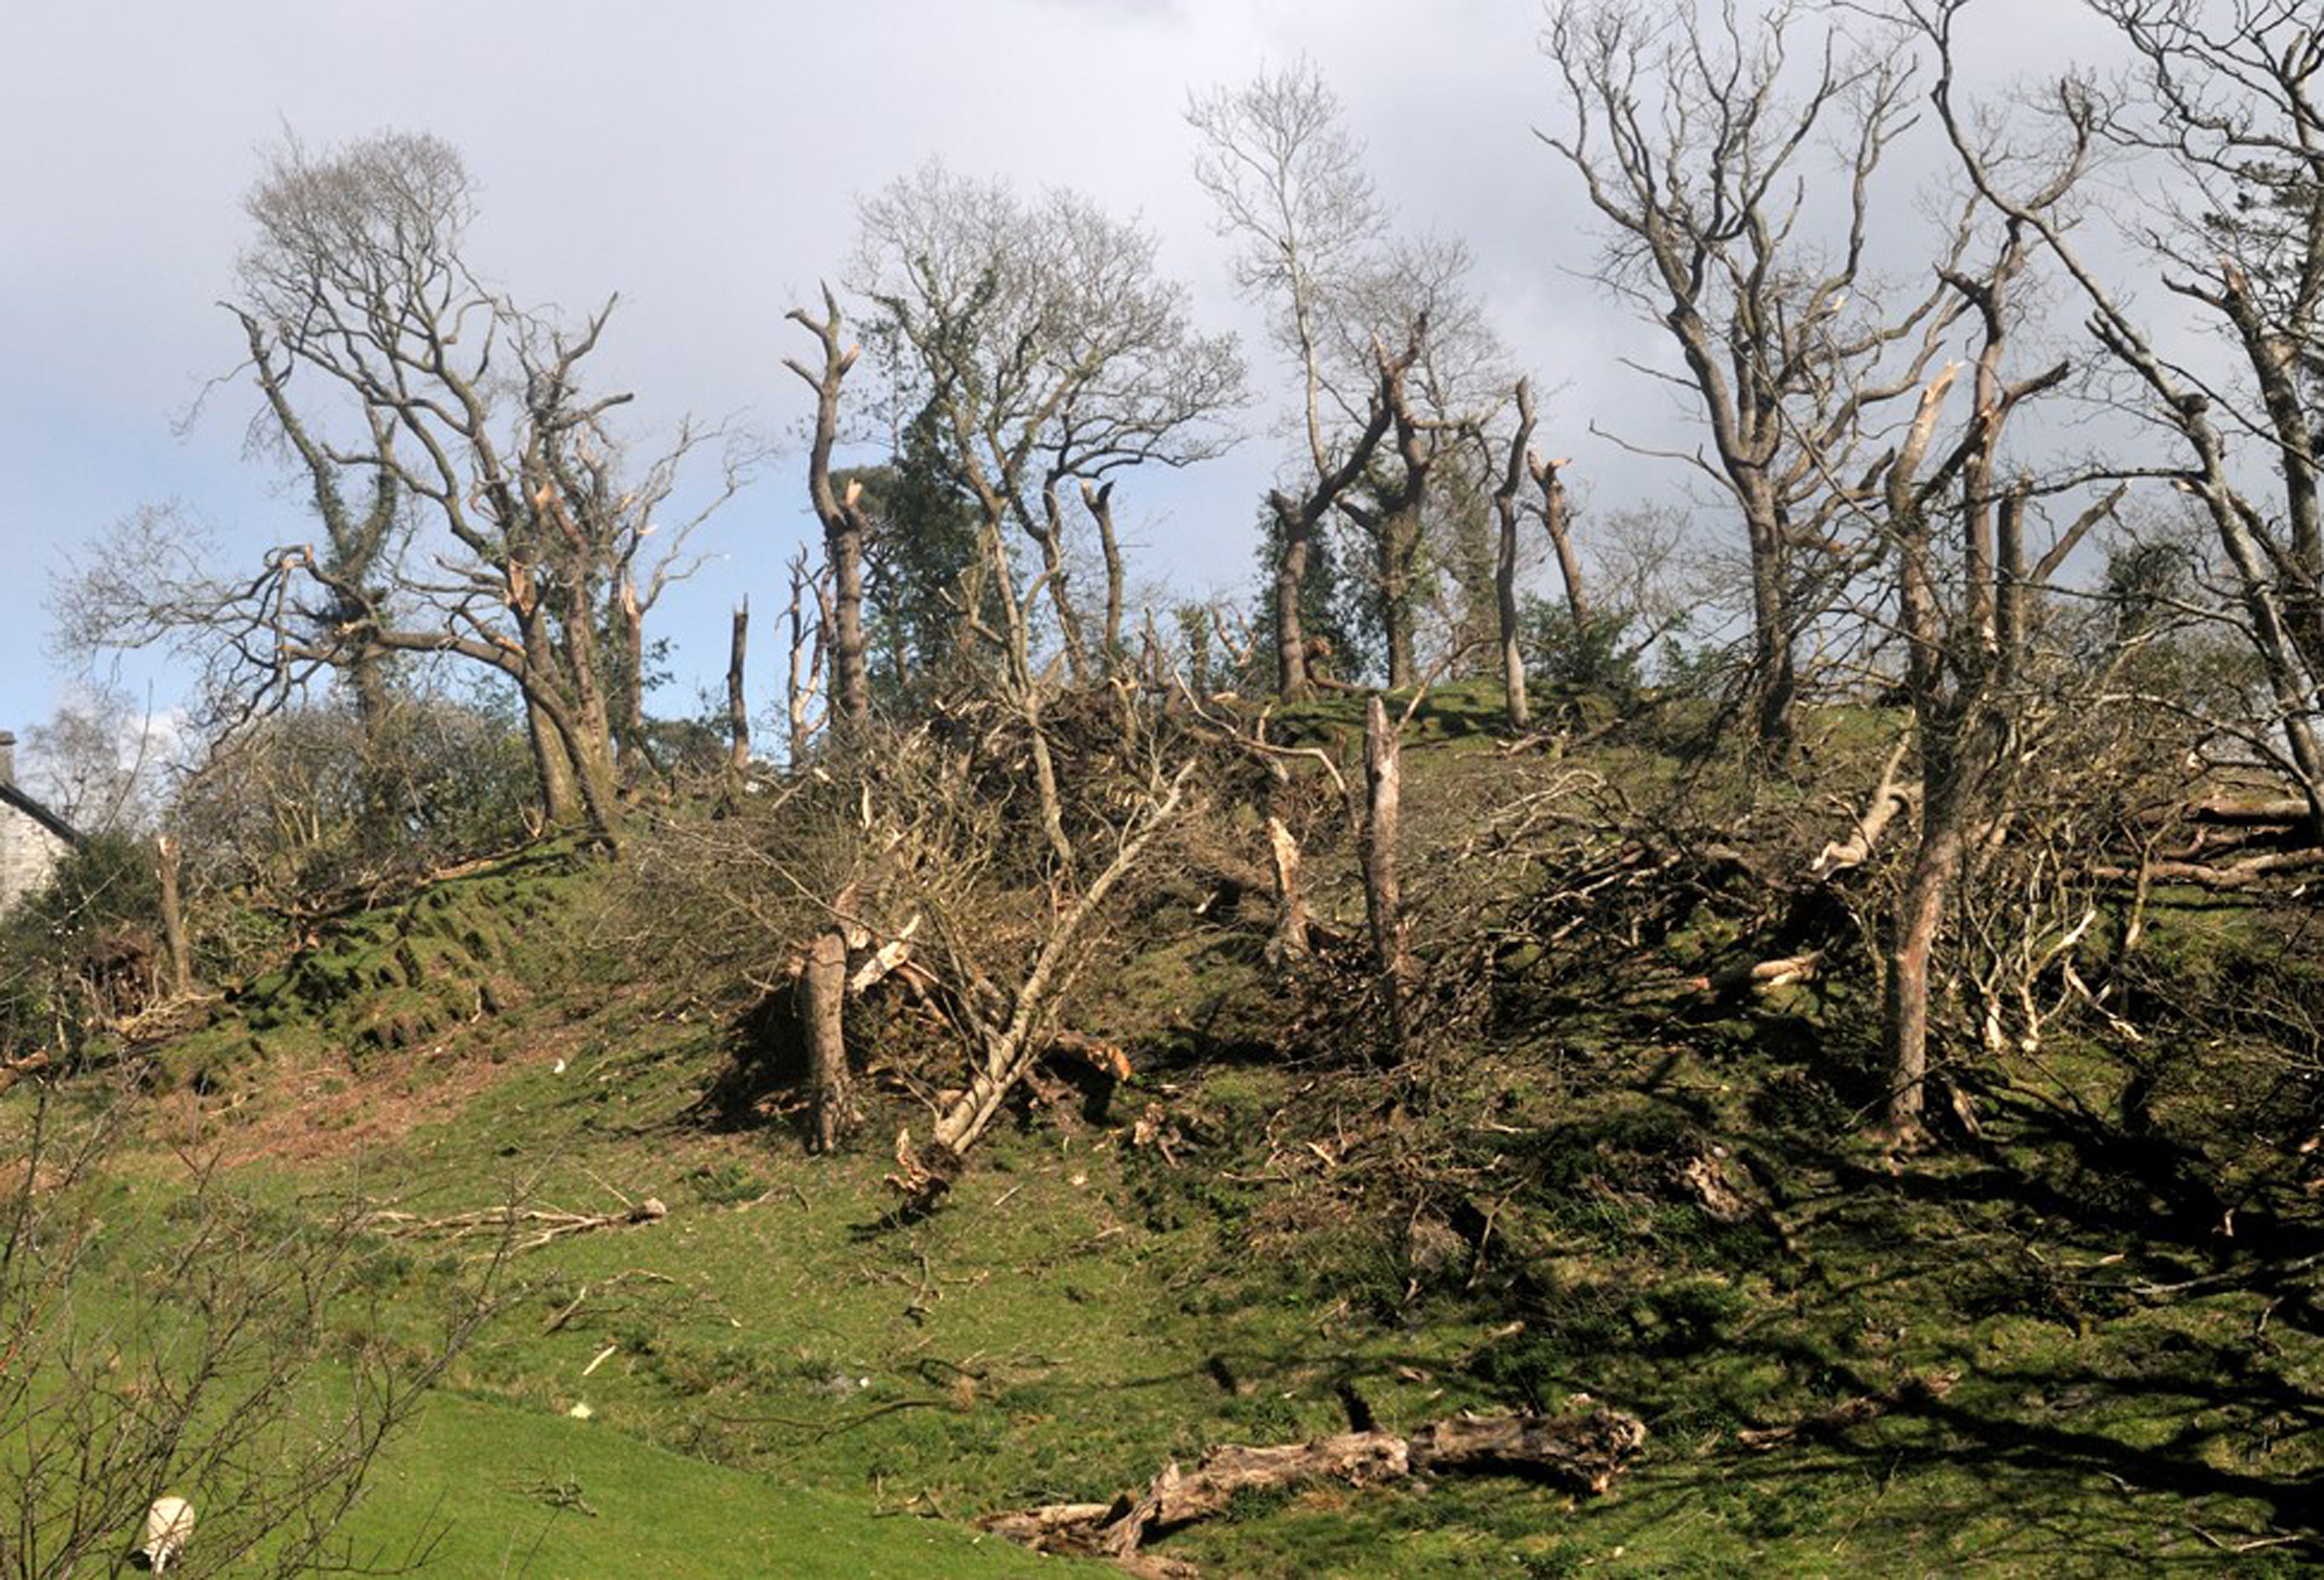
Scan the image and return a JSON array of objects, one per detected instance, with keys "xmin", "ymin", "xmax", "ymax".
[
  {"xmin": 981, "ymin": 1405, "xmax": 1647, "ymax": 1572},
  {"xmin": 888, "ymin": 759, "xmax": 1197, "ymax": 1208}
]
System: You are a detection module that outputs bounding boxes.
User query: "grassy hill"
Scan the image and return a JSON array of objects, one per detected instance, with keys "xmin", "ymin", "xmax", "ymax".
[{"xmin": 9, "ymin": 689, "xmax": 2323, "ymax": 1576}]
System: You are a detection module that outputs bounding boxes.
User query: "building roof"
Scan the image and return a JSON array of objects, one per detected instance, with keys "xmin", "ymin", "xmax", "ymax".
[{"xmin": 0, "ymin": 781, "xmax": 83, "ymax": 848}]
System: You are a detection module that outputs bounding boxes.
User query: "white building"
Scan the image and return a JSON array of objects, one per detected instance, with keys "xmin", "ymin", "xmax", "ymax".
[{"xmin": 0, "ymin": 731, "xmax": 80, "ymax": 913}]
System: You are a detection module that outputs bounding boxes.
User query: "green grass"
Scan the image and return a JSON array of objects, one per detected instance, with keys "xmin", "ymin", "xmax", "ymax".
[{"xmin": 338, "ymin": 1391, "xmax": 1096, "ymax": 1577}]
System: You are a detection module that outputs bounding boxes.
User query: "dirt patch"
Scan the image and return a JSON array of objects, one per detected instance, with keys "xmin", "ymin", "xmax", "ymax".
[{"xmin": 191, "ymin": 1024, "xmax": 589, "ymax": 1169}]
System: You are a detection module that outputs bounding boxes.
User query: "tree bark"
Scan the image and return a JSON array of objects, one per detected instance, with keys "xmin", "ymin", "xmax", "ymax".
[
  {"xmin": 346, "ymin": 641, "xmax": 397, "ymax": 843},
  {"xmin": 524, "ymin": 695, "xmax": 583, "ymax": 832},
  {"xmin": 1082, "ymin": 479, "xmax": 1127, "ymax": 676},
  {"xmin": 1744, "ymin": 485, "xmax": 1798, "ymax": 759},
  {"xmin": 784, "ymin": 287, "xmax": 873, "ymax": 739},
  {"xmin": 1493, "ymin": 382, "xmax": 1540, "ymax": 728},
  {"xmin": 1884, "ymin": 795, "xmax": 1963, "ymax": 1137},
  {"xmin": 726, "ymin": 599, "xmax": 751, "ymax": 771},
  {"xmin": 1265, "ymin": 808, "xmax": 1310, "ymax": 962},
  {"xmin": 1531, "ymin": 452, "xmax": 1590, "ymax": 634},
  {"xmin": 1034, "ymin": 484, "xmax": 1091, "ymax": 686},
  {"xmin": 611, "ymin": 573, "xmax": 645, "ymax": 780},
  {"xmin": 1378, "ymin": 505, "xmax": 1421, "ymax": 690},
  {"xmin": 155, "ymin": 834, "xmax": 191, "ymax": 999},
  {"xmin": 800, "ymin": 929, "xmax": 852, "ymax": 1153},
  {"xmin": 1363, "ymin": 695, "xmax": 1413, "ymax": 1055},
  {"xmin": 1272, "ymin": 493, "xmax": 1317, "ymax": 699}
]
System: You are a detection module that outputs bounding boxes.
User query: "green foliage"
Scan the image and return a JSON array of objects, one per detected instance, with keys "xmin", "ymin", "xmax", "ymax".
[
  {"xmin": 1519, "ymin": 596, "xmax": 1644, "ymax": 694},
  {"xmin": 0, "ymin": 830, "xmax": 161, "ymax": 1054},
  {"xmin": 849, "ymin": 424, "xmax": 988, "ymax": 705}
]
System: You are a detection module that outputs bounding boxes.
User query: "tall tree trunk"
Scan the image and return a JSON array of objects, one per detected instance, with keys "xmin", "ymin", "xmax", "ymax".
[
  {"xmin": 1745, "ymin": 490, "xmax": 1796, "ymax": 757},
  {"xmin": 525, "ymin": 696, "xmax": 583, "ymax": 831},
  {"xmin": 1272, "ymin": 497, "xmax": 1314, "ymax": 699},
  {"xmin": 1533, "ymin": 455, "xmax": 1590, "ymax": 634},
  {"xmin": 1495, "ymin": 527, "xmax": 1526, "ymax": 731},
  {"xmin": 554, "ymin": 606, "xmax": 623, "ymax": 841},
  {"xmin": 1032, "ymin": 489, "xmax": 1089, "ymax": 687},
  {"xmin": 1494, "ymin": 383, "xmax": 1543, "ymax": 731},
  {"xmin": 1083, "ymin": 480, "xmax": 1127, "ymax": 677},
  {"xmin": 558, "ymin": 712, "xmax": 623, "ymax": 847},
  {"xmin": 827, "ymin": 513, "xmax": 869, "ymax": 738},
  {"xmin": 785, "ymin": 289, "xmax": 874, "ymax": 740},
  {"xmin": 727, "ymin": 599, "xmax": 752, "ymax": 771},
  {"xmin": 612, "ymin": 573, "xmax": 645, "ymax": 780},
  {"xmin": 1380, "ymin": 508, "xmax": 1419, "ymax": 690},
  {"xmin": 347, "ymin": 641, "xmax": 398, "ymax": 842}
]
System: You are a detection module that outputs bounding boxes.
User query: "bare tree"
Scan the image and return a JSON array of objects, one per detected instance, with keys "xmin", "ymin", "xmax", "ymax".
[
  {"xmin": 1541, "ymin": 0, "xmax": 1967, "ymax": 755},
  {"xmin": 66, "ymin": 132, "xmax": 737, "ymax": 848},
  {"xmin": 786, "ymin": 286, "xmax": 876, "ymax": 738},
  {"xmin": 1489, "ymin": 381, "xmax": 1543, "ymax": 726},
  {"xmin": 1190, "ymin": 63, "xmax": 1484, "ymax": 696},
  {"xmin": 847, "ymin": 163, "xmax": 1244, "ymax": 688},
  {"xmin": 230, "ymin": 308, "xmax": 404, "ymax": 830},
  {"xmin": 1868, "ymin": 209, "xmax": 2124, "ymax": 1134},
  {"xmin": 1921, "ymin": 0, "xmax": 2324, "ymax": 838}
]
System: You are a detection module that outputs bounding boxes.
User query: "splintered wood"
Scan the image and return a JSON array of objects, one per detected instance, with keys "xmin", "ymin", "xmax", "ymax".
[{"xmin": 980, "ymin": 1406, "xmax": 1647, "ymax": 1570}]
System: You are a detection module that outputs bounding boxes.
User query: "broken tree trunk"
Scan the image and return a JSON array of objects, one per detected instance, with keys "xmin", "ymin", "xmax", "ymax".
[
  {"xmin": 981, "ymin": 1407, "xmax": 1647, "ymax": 1567},
  {"xmin": 1493, "ymin": 380, "xmax": 1540, "ymax": 731},
  {"xmin": 799, "ymin": 929, "xmax": 852, "ymax": 1153},
  {"xmin": 727, "ymin": 599, "xmax": 751, "ymax": 772},
  {"xmin": 1363, "ymin": 695, "xmax": 1414, "ymax": 1056},
  {"xmin": 1265, "ymin": 813, "xmax": 1311, "ymax": 963},
  {"xmin": 155, "ymin": 834, "xmax": 192, "ymax": 999}
]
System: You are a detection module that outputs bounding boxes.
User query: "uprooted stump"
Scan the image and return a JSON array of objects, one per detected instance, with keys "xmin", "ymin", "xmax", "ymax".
[{"xmin": 980, "ymin": 1406, "xmax": 1647, "ymax": 1569}]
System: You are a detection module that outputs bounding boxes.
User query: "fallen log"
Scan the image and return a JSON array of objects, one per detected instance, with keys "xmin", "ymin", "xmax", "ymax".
[
  {"xmin": 1696, "ymin": 950, "xmax": 1823, "ymax": 996},
  {"xmin": 2092, "ymin": 848, "xmax": 2324, "ymax": 890},
  {"xmin": 981, "ymin": 1406, "xmax": 1647, "ymax": 1568},
  {"xmin": 2142, "ymin": 795, "xmax": 2314, "ymax": 828}
]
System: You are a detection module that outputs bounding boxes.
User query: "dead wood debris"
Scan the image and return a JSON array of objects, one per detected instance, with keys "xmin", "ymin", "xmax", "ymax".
[
  {"xmin": 980, "ymin": 1406, "xmax": 1647, "ymax": 1571},
  {"xmin": 1694, "ymin": 950, "xmax": 1823, "ymax": 997},
  {"xmin": 1672, "ymin": 1146, "xmax": 1755, "ymax": 1223},
  {"xmin": 356, "ymin": 1195, "xmax": 667, "ymax": 1256},
  {"xmin": 0, "ymin": 1051, "xmax": 52, "ymax": 1096}
]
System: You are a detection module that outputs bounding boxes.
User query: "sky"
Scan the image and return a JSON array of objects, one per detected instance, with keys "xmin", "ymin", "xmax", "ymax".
[{"xmin": 0, "ymin": 0, "xmax": 2133, "ymax": 782}]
